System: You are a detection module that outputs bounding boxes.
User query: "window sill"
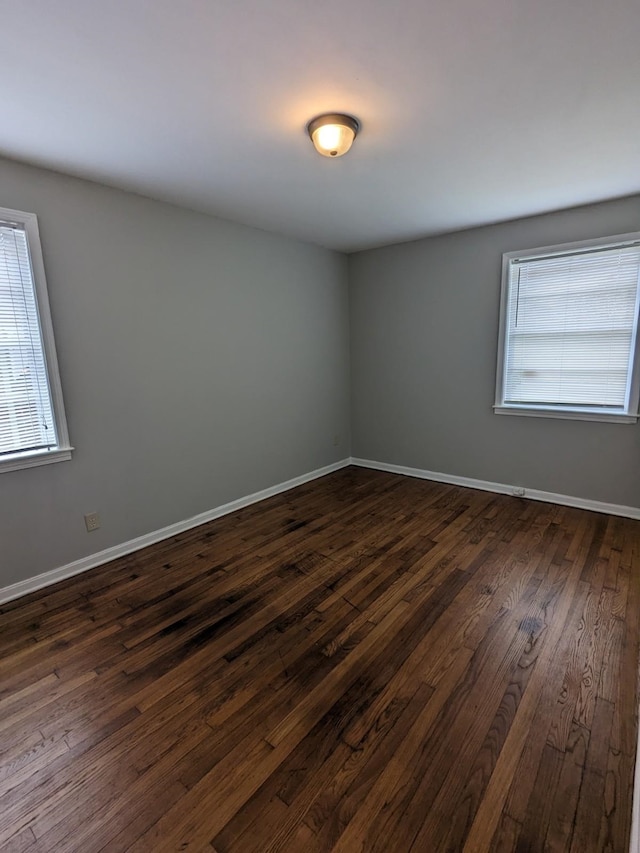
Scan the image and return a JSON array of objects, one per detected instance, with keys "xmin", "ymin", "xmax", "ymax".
[
  {"xmin": 0, "ymin": 447, "xmax": 73, "ymax": 474},
  {"xmin": 494, "ymin": 405, "xmax": 638, "ymax": 424}
]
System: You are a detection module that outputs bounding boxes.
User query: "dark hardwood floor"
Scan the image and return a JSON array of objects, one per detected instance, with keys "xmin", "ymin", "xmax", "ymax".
[{"xmin": 1, "ymin": 466, "xmax": 638, "ymax": 852}]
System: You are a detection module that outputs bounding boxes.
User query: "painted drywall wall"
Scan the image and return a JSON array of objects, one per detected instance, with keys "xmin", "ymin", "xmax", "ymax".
[
  {"xmin": 349, "ymin": 195, "xmax": 640, "ymax": 508},
  {"xmin": 0, "ymin": 157, "xmax": 350, "ymax": 587}
]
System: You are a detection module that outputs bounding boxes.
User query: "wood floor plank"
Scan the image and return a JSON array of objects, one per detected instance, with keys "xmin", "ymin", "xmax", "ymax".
[
  {"xmin": 460, "ymin": 530, "xmax": 594, "ymax": 852},
  {"xmin": 0, "ymin": 467, "xmax": 638, "ymax": 852}
]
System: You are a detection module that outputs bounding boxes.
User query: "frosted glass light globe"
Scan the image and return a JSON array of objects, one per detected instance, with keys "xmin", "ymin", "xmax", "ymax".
[{"xmin": 307, "ymin": 114, "xmax": 360, "ymax": 158}]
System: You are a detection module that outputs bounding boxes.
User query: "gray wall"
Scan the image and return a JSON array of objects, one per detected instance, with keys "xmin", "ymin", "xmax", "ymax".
[
  {"xmin": 349, "ymin": 195, "xmax": 640, "ymax": 508},
  {"xmin": 3, "ymin": 159, "xmax": 638, "ymax": 591},
  {"xmin": 0, "ymin": 158, "xmax": 350, "ymax": 588}
]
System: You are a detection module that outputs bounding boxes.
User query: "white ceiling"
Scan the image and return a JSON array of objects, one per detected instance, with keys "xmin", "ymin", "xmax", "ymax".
[{"xmin": 3, "ymin": 0, "xmax": 639, "ymax": 252}]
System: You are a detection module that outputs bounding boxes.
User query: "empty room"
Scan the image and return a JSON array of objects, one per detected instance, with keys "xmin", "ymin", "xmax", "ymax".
[{"xmin": 1, "ymin": 1, "xmax": 639, "ymax": 851}]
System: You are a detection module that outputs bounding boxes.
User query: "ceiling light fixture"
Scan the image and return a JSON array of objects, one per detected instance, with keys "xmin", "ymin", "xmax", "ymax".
[{"xmin": 307, "ymin": 113, "xmax": 360, "ymax": 158}]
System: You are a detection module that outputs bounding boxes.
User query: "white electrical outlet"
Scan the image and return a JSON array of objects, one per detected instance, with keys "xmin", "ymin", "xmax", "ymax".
[
  {"xmin": 512, "ymin": 487, "xmax": 525, "ymax": 498},
  {"xmin": 84, "ymin": 512, "xmax": 100, "ymax": 532}
]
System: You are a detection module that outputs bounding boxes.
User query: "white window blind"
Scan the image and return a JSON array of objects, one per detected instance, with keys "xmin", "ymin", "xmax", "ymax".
[
  {"xmin": 496, "ymin": 236, "xmax": 640, "ymax": 422},
  {"xmin": 0, "ymin": 220, "xmax": 58, "ymax": 457}
]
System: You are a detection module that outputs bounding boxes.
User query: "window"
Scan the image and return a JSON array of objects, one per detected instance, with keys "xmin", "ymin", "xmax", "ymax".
[
  {"xmin": 494, "ymin": 233, "xmax": 640, "ymax": 423},
  {"xmin": 0, "ymin": 207, "xmax": 71, "ymax": 472}
]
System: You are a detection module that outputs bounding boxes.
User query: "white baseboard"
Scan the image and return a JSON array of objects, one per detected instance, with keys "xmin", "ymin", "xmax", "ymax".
[
  {"xmin": 0, "ymin": 458, "xmax": 351, "ymax": 606},
  {"xmin": 351, "ymin": 457, "xmax": 640, "ymax": 520},
  {"xmin": 4, "ymin": 455, "xmax": 639, "ymax": 606}
]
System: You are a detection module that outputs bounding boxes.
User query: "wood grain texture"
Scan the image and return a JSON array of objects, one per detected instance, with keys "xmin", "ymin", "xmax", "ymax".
[{"xmin": 0, "ymin": 467, "xmax": 638, "ymax": 852}]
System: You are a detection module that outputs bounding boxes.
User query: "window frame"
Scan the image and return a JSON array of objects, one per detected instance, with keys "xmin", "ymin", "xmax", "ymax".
[
  {"xmin": 494, "ymin": 232, "xmax": 640, "ymax": 425},
  {"xmin": 0, "ymin": 206, "xmax": 72, "ymax": 473}
]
